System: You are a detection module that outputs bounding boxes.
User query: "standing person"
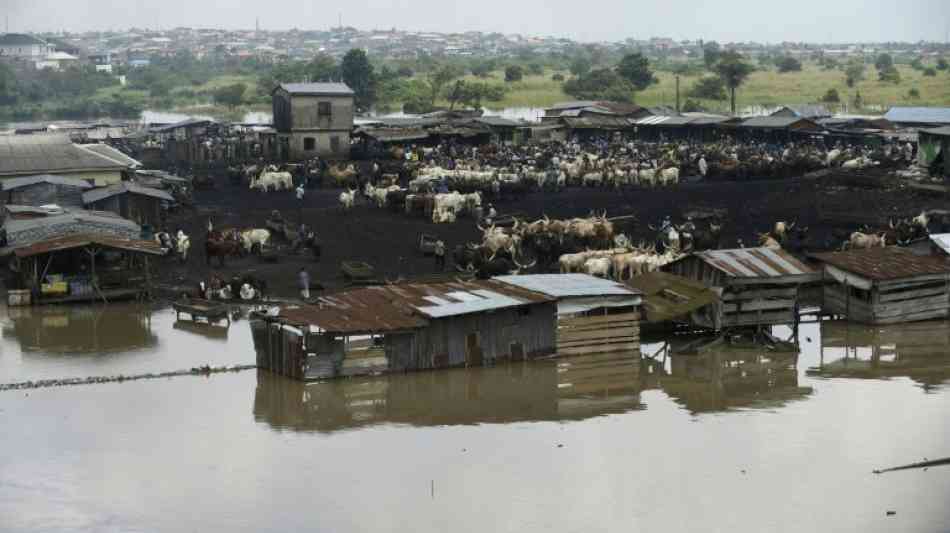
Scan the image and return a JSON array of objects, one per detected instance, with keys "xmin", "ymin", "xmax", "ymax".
[
  {"xmin": 434, "ymin": 240, "xmax": 446, "ymax": 271},
  {"xmin": 698, "ymin": 155, "xmax": 708, "ymax": 178},
  {"xmin": 298, "ymin": 267, "xmax": 311, "ymax": 300}
]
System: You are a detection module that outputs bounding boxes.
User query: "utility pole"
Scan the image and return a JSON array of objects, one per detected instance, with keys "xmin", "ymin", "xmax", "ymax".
[{"xmin": 675, "ymin": 75, "xmax": 681, "ymax": 113}]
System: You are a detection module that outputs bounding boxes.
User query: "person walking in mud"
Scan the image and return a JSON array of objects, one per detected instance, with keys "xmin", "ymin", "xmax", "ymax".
[
  {"xmin": 434, "ymin": 240, "xmax": 446, "ymax": 272},
  {"xmin": 298, "ymin": 267, "xmax": 311, "ymax": 300}
]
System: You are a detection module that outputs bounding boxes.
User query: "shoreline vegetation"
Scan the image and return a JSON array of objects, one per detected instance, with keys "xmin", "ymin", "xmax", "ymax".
[{"xmin": 2, "ymin": 53, "xmax": 949, "ymax": 124}]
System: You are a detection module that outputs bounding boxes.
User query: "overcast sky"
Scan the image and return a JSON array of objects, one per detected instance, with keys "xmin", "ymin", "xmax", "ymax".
[{"xmin": 5, "ymin": 0, "xmax": 950, "ymax": 43}]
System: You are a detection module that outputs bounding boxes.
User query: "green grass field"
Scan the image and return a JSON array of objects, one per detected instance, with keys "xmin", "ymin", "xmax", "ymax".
[{"xmin": 470, "ymin": 62, "xmax": 950, "ymax": 113}]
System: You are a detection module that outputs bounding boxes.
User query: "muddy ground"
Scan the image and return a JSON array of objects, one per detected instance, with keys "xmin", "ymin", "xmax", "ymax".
[{"xmin": 156, "ymin": 172, "xmax": 949, "ymax": 299}]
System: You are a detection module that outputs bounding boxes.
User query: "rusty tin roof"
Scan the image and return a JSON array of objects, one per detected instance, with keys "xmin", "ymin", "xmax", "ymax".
[
  {"xmin": 14, "ymin": 233, "xmax": 164, "ymax": 257},
  {"xmin": 277, "ymin": 279, "xmax": 553, "ymax": 334},
  {"xmin": 691, "ymin": 248, "xmax": 817, "ymax": 279},
  {"xmin": 811, "ymin": 247, "xmax": 950, "ymax": 281}
]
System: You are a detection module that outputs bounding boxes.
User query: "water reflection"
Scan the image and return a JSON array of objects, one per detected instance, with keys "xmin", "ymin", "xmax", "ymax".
[
  {"xmin": 253, "ymin": 351, "xmax": 644, "ymax": 432},
  {"xmin": 658, "ymin": 349, "xmax": 812, "ymax": 413},
  {"xmin": 2, "ymin": 303, "xmax": 156, "ymax": 354},
  {"xmin": 811, "ymin": 320, "xmax": 950, "ymax": 389}
]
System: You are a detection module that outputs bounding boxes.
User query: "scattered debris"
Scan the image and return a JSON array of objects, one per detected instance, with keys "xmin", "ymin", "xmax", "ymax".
[
  {"xmin": 873, "ymin": 457, "xmax": 950, "ymax": 474},
  {"xmin": 0, "ymin": 365, "xmax": 257, "ymax": 391}
]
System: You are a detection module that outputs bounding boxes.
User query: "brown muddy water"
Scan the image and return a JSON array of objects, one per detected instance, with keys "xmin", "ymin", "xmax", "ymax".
[{"xmin": 1, "ymin": 304, "xmax": 950, "ymax": 532}]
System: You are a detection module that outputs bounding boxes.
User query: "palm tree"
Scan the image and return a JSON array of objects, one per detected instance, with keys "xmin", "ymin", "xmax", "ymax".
[{"xmin": 715, "ymin": 50, "xmax": 754, "ymax": 114}]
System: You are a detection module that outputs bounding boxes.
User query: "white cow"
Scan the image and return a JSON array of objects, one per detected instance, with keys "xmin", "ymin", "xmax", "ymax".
[
  {"xmin": 251, "ymin": 168, "xmax": 294, "ymax": 191},
  {"xmin": 240, "ymin": 229, "xmax": 271, "ymax": 254},
  {"xmin": 339, "ymin": 189, "xmax": 356, "ymax": 211}
]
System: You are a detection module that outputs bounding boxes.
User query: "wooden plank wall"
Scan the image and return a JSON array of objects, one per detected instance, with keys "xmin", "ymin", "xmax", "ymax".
[
  {"xmin": 824, "ymin": 277, "xmax": 950, "ymax": 325},
  {"xmin": 721, "ymin": 285, "xmax": 798, "ymax": 327},
  {"xmin": 557, "ymin": 312, "xmax": 641, "ymax": 355}
]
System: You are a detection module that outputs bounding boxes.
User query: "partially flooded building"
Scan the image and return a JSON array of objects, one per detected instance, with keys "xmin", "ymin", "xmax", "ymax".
[
  {"xmin": 811, "ymin": 247, "xmax": 950, "ymax": 325},
  {"xmin": 251, "ymin": 279, "xmax": 558, "ymax": 381},
  {"xmin": 272, "ymin": 82, "xmax": 355, "ymax": 161},
  {"xmin": 663, "ymin": 248, "xmax": 819, "ymax": 330}
]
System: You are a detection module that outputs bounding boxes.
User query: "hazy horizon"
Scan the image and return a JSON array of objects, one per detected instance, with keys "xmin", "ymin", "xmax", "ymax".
[{"xmin": 4, "ymin": 0, "xmax": 950, "ymax": 44}]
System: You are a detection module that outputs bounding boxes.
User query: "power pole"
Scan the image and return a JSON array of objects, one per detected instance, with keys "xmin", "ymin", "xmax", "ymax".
[{"xmin": 675, "ymin": 75, "xmax": 681, "ymax": 113}]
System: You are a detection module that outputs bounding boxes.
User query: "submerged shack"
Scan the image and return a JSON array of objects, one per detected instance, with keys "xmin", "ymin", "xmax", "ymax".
[
  {"xmin": 811, "ymin": 247, "xmax": 950, "ymax": 324},
  {"xmin": 251, "ymin": 278, "xmax": 557, "ymax": 381},
  {"xmin": 496, "ymin": 274, "xmax": 643, "ymax": 355},
  {"xmin": 663, "ymin": 248, "xmax": 819, "ymax": 330}
]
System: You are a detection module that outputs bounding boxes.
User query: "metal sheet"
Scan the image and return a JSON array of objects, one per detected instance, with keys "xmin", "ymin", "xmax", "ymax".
[{"xmin": 496, "ymin": 274, "xmax": 640, "ymax": 298}]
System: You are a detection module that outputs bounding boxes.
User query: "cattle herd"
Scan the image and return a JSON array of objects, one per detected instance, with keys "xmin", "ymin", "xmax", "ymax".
[{"xmin": 149, "ymin": 132, "xmax": 944, "ymax": 300}]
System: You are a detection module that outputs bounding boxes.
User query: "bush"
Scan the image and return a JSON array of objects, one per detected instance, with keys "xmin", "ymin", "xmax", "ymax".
[
  {"xmin": 212, "ymin": 83, "xmax": 246, "ymax": 109},
  {"xmin": 504, "ymin": 65, "xmax": 524, "ymax": 83},
  {"xmin": 938, "ymin": 58, "xmax": 949, "ymax": 71},
  {"xmin": 397, "ymin": 66, "xmax": 414, "ymax": 78},
  {"xmin": 909, "ymin": 58, "xmax": 925, "ymax": 71},
  {"xmin": 821, "ymin": 88, "xmax": 841, "ymax": 103},
  {"xmin": 688, "ymin": 76, "xmax": 727, "ymax": 101},
  {"xmin": 551, "ymin": 73, "xmax": 565, "ymax": 82},
  {"xmin": 681, "ymin": 99, "xmax": 705, "ymax": 112},
  {"xmin": 563, "ymin": 68, "xmax": 635, "ymax": 102},
  {"xmin": 776, "ymin": 56, "xmax": 803, "ymax": 73},
  {"xmin": 526, "ymin": 63, "xmax": 544, "ymax": 76},
  {"xmin": 923, "ymin": 67, "xmax": 937, "ymax": 77},
  {"xmin": 907, "ymin": 88, "xmax": 920, "ymax": 100},
  {"xmin": 879, "ymin": 64, "xmax": 901, "ymax": 84}
]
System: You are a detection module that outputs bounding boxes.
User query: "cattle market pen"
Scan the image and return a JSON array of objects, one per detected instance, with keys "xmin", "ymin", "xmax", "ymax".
[
  {"xmin": 663, "ymin": 247, "xmax": 819, "ymax": 331},
  {"xmin": 810, "ymin": 247, "xmax": 950, "ymax": 325},
  {"xmin": 250, "ymin": 278, "xmax": 558, "ymax": 381}
]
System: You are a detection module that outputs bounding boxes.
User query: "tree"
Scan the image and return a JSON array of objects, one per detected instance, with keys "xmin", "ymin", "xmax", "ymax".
[
  {"xmin": 776, "ymin": 56, "xmax": 802, "ymax": 73},
  {"xmin": 616, "ymin": 52, "xmax": 657, "ymax": 91},
  {"xmin": 425, "ymin": 64, "xmax": 463, "ymax": 106},
  {"xmin": 938, "ymin": 57, "xmax": 949, "ymax": 71},
  {"xmin": 213, "ymin": 83, "xmax": 246, "ymax": 109},
  {"xmin": 0, "ymin": 62, "xmax": 18, "ymax": 105},
  {"xmin": 715, "ymin": 50, "xmax": 754, "ymax": 114},
  {"xmin": 688, "ymin": 76, "xmax": 727, "ymax": 101},
  {"xmin": 563, "ymin": 68, "xmax": 636, "ymax": 102},
  {"xmin": 682, "ymin": 98, "xmax": 705, "ymax": 112},
  {"xmin": 445, "ymin": 80, "xmax": 506, "ymax": 110},
  {"xmin": 569, "ymin": 56, "xmax": 592, "ymax": 77},
  {"xmin": 874, "ymin": 53, "xmax": 893, "ymax": 72},
  {"xmin": 702, "ymin": 41, "xmax": 721, "ymax": 69},
  {"xmin": 470, "ymin": 60, "xmax": 496, "ymax": 78},
  {"xmin": 924, "ymin": 67, "xmax": 937, "ymax": 77},
  {"xmin": 879, "ymin": 64, "xmax": 901, "ymax": 84},
  {"xmin": 526, "ymin": 63, "xmax": 544, "ymax": 76},
  {"xmin": 504, "ymin": 65, "xmax": 524, "ymax": 83},
  {"xmin": 853, "ymin": 89, "xmax": 864, "ymax": 110},
  {"xmin": 844, "ymin": 59, "xmax": 865, "ymax": 88},
  {"xmin": 551, "ymin": 73, "xmax": 565, "ymax": 82},
  {"xmin": 907, "ymin": 87, "xmax": 920, "ymax": 100},
  {"xmin": 397, "ymin": 66, "xmax": 414, "ymax": 78},
  {"xmin": 821, "ymin": 88, "xmax": 840, "ymax": 103},
  {"xmin": 909, "ymin": 57, "xmax": 924, "ymax": 71},
  {"xmin": 340, "ymin": 49, "xmax": 376, "ymax": 110}
]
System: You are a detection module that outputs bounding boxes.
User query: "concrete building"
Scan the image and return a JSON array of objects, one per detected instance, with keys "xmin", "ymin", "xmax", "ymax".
[
  {"xmin": 271, "ymin": 82, "xmax": 355, "ymax": 161},
  {"xmin": 0, "ymin": 33, "xmax": 54, "ymax": 60}
]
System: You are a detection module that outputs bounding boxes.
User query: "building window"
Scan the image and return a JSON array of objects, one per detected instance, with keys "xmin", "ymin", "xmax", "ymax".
[
  {"xmin": 304, "ymin": 137, "xmax": 316, "ymax": 151},
  {"xmin": 330, "ymin": 136, "xmax": 341, "ymax": 153},
  {"xmin": 318, "ymin": 102, "xmax": 332, "ymax": 117}
]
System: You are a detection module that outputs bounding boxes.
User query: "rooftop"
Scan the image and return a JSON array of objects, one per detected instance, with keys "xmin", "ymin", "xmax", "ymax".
[
  {"xmin": 277, "ymin": 82, "xmax": 354, "ymax": 96},
  {"xmin": 884, "ymin": 106, "xmax": 950, "ymax": 125},
  {"xmin": 0, "ymin": 33, "xmax": 48, "ymax": 46},
  {"xmin": 688, "ymin": 248, "xmax": 817, "ymax": 279},
  {"xmin": 624, "ymin": 271, "xmax": 718, "ymax": 324},
  {"xmin": 738, "ymin": 116, "xmax": 820, "ymax": 129},
  {"xmin": 931, "ymin": 234, "xmax": 950, "ymax": 256},
  {"xmin": 0, "ymin": 174, "xmax": 93, "ymax": 191},
  {"xmin": 13, "ymin": 233, "xmax": 163, "ymax": 258},
  {"xmin": 771, "ymin": 104, "xmax": 832, "ymax": 119},
  {"xmin": 83, "ymin": 182, "xmax": 175, "ymax": 204},
  {"xmin": 0, "ymin": 135, "xmax": 134, "ymax": 177},
  {"xmin": 495, "ymin": 274, "xmax": 641, "ymax": 298},
  {"xmin": 812, "ymin": 247, "xmax": 950, "ymax": 281},
  {"xmin": 275, "ymin": 279, "xmax": 552, "ymax": 334}
]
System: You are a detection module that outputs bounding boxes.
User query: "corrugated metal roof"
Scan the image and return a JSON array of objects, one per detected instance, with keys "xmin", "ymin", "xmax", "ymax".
[
  {"xmin": 884, "ymin": 106, "xmax": 950, "ymax": 125},
  {"xmin": 922, "ymin": 126, "xmax": 950, "ymax": 137},
  {"xmin": 355, "ymin": 127, "xmax": 430, "ymax": 142},
  {"xmin": 0, "ymin": 135, "xmax": 132, "ymax": 176},
  {"xmin": 0, "ymin": 33, "xmax": 48, "ymax": 45},
  {"xmin": 473, "ymin": 117, "xmax": 524, "ymax": 127},
  {"xmin": 276, "ymin": 280, "xmax": 552, "ymax": 334},
  {"xmin": 812, "ymin": 247, "xmax": 950, "ymax": 281},
  {"xmin": 931, "ymin": 234, "xmax": 950, "ymax": 255},
  {"xmin": 496, "ymin": 274, "xmax": 640, "ymax": 298},
  {"xmin": 13, "ymin": 233, "xmax": 163, "ymax": 257},
  {"xmin": 634, "ymin": 115, "xmax": 694, "ymax": 126},
  {"xmin": 149, "ymin": 119, "xmax": 213, "ymax": 133},
  {"xmin": 547, "ymin": 101, "xmax": 601, "ymax": 111},
  {"xmin": 561, "ymin": 116, "xmax": 630, "ymax": 129},
  {"xmin": 1, "ymin": 174, "xmax": 93, "ymax": 191},
  {"xmin": 738, "ymin": 117, "xmax": 820, "ymax": 129},
  {"xmin": 79, "ymin": 144, "xmax": 142, "ymax": 168},
  {"xmin": 3, "ymin": 210, "xmax": 141, "ymax": 249},
  {"xmin": 277, "ymin": 82, "xmax": 354, "ymax": 96},
  {"xmin": 82, "ymin": 182, "xmax": 174, "ymax": 204},
  {"xmin": 692, "ymin": 248, "xmax": 817, "ymax": 279},
  {"xmin": 771, "ymin": 104, "xmax": 831, "ymax": 119}
]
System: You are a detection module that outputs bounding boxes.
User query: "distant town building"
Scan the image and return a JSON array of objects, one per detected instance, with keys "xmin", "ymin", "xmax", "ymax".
[
  {"xmin": 34, "ymin": 51, "xmax": 79, "ymax": 71},
  {"xmin": 271, "ymin": 82, "xmax": 355, "ymax": 160},
  {"xmin": 0, "ymin": 33, "xmax": 54, "ymax": 60}
]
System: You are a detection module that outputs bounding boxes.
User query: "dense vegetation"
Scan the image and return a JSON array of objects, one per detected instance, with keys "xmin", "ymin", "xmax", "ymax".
[{"xmin": 1, "ymin": 43, "xmax": 949, "ymax": 122}]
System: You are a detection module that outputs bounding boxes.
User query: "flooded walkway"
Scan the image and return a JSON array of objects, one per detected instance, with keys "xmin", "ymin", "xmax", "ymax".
[{"xmin": 1, "ymin": 305, "xmax": 950, "ymax": 532}]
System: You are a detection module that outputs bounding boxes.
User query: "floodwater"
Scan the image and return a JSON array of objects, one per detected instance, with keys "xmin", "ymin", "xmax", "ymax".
[{"xmin": 2, "ymin": 307, "xmax": 950, "ymax": 533}]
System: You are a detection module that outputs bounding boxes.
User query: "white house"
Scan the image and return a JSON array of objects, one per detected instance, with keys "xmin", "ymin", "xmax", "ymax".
[
  {"xmin": 0, "ymin": 33, "xmax": 54, "ymax": 60},
  {"xmin": 34, "ymin": 51, "xmax": 79, "ymax": 71}
]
